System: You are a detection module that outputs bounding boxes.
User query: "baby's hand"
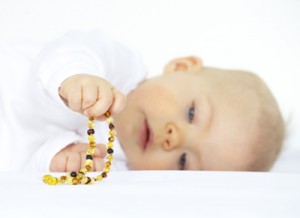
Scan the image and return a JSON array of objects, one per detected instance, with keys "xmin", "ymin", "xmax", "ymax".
[
  {"xmin": 50, "ymin": 143, "xmax": 107, "ymax": 172},
  {"xmin": 59, "ymin": 74, "xmax": 126, "ymax": 118}
]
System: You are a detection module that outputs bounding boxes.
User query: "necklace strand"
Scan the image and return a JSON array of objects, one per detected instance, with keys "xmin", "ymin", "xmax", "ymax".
[{"xmin": 43, "ymin": 111, "xmax": 115, "ymax": 185}]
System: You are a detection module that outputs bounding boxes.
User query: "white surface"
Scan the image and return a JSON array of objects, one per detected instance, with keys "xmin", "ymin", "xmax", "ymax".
[{"xmin": 0, "ymin": 171, "xmax": 299, "ymax": 218}]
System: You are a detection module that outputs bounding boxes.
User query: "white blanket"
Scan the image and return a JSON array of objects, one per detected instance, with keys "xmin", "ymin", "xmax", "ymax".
[{"xmin": 0, "ymin": 171, "xmax": 299, "ymax": 218}]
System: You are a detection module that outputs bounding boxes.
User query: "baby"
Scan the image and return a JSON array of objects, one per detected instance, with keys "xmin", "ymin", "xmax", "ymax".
[{"xmin": 0, "ymin": 31, "xmax": 284, "ymax": 172}]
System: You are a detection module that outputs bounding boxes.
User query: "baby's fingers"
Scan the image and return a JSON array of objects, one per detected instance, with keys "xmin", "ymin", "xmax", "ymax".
[
  {"xmin": 84, "ymin": 86, "xmax": 114, "ymax": 117},
  {"xmin": 82, "ymin": 85, "xmax": 98, "ymax": 110},
  {"xmin": 109, "ymin": 88, "xmax": 127, "ymax": 115},
  {"xmin": 65, "ymin": 86, "xmax": 83, "ymax": 112},
  {"xmin": 66, "ymin": 153, "xmax": 81, "ymax": 172}
]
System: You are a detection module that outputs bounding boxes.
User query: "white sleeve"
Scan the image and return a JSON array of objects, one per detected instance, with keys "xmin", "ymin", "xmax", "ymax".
[{"xmin": 34, "ymin": 30, "xmax": 147, "ymax": 105}]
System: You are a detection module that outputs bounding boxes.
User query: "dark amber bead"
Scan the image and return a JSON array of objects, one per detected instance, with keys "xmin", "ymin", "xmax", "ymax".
[
  {"xmin": 107, "ymin": 148, "xmax": 114, "ymax": 154},
  {"xmin": 87, "ymin": 129, "xmax": 95, "ymax": 135},
  {"xmin": 108, "ymin": 136, "xmax": 114, "ymax": 142},
  {"xmin": 70, "ymin": 171, "xmax": 77, "ymax": 177},
  {"xmin": 85, "ymin": 177, "xmax": 92, "ymax": 184},
  {"xmin": 104, "ymin": 111, "xmax": 111, "ymax": 118},
  {"xmin": 109, "ymin": 123, "xmax": 115, "ymax": 130},
  {"xmin": 86, "ymin": 155, "xmax": 93, "ymax": 160},
  {"xmin": 101, "ymin": 172, "xmax": 107, "ymax": 178}
]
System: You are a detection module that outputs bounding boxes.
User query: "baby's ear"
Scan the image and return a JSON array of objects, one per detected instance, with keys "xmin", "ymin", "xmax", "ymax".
[{"xmin": 163, "ymin": 56, "xmax": 203, "ymax": 74}]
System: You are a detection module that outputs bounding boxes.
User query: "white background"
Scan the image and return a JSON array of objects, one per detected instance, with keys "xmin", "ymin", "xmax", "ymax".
[{"xmin": 0, "ymin": 0, "xmax": 299, "ymax": 151}]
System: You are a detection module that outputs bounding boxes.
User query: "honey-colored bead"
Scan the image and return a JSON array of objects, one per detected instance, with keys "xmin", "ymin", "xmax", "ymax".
[
  {"xmin": 105, "ymin": 117, "xmax": 114, "ymax": 124},
  {"xmin": 76, "ymin": 173, "xmax": 83, "ymax": 180},
  {"xmin": 107, "ymin": 154, "xmax": 114, "ymax": 161},
  {"xmin": 105, "ymin": 162, "xmax": 111, "ymax": 168},
  {"xmin": 103, "ymin": 167, "xmax": 110, "ymax": 173},
  {"xmin": 89, "ymin": 141, "xmax": 96, "ymax": 148},
  {"xmin": 89, "ymin": 116, "xmax": 95, "ymax": 121},
  {"xmin": 82, "ymin": 176, "xmax": 92, "ymax": 184},
  {"xmin": 85, "ymin": 159, "xmax": 93, "ymax": 167},
  {"xmin": 108, "ymin": 136, "xmax": 114, "ymax": 142},
  {"xmin": 87, "ymin": 121, "xmax": 95, "ymax": 128},
  {"xmin": 43, "ymin": 175, "xmax": 58, "ymax": 185},
  {"xmin": 107, "ymin": 142, "xmax": 114, "ymax": 149},
  {"xmin": 66, "ymin": 175, "xmax": 73, "ymax": 184},
  {"xmin": 58, "ymin": 176, "xmax": 67, "ymax": 183},
  {"xmin": 72, "ymin": 178, "xmax": 80, "ymax": 185},
  {"xmin": 79, "ymin": 168, "xmax": 87, "ymax": 174},
  {"xmin": 95, "ymin": 175, "xmax": 103, "ymax": 182},
  {"xmin": 88, "ymin": 135, "xmax": 95, "ymax": 142},
  {"xmin": 86, "ymin": 148, "xmax": 95, "ymax": 155},
  {"xmin": 109, "ymin": 130, "xmax": 117, "ymax": 136},
  {"xmin": 86, "ymin": 165, "xmax": 92, "ymax": 172}
]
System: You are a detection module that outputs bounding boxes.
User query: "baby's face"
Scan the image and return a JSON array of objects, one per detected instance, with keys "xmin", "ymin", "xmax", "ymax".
[{"xmin": 114, "ymin": 69, "xmax": 261, "ymax": 170}]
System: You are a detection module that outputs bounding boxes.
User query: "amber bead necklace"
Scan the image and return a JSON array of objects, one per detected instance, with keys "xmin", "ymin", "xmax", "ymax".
[{"xmin": 43, "ymin": 111, "xmax": 115, "ymax": 185}]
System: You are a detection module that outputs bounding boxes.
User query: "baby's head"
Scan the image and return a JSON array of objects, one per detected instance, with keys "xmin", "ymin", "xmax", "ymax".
[{"xmin": 114, "ymin": 56, "xmax": 284, "ymax": 171}]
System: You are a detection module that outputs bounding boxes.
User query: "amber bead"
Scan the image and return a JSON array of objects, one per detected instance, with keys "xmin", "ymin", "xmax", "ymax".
[
  {"xmin": 103, "ymin": 167, "xmax": 110, "ymax": 173},
  {"xmin": 87, "ymin": 148, "xmax": 95, "ymax": 155},
  {"xmin": 72, "ymin": 178, "xmax": 80, "ymax": 185},
  {"xmin": 87, "ymin": 129, "xmax": 95, "ymax": 135},
  {"xmin": 108, "ymin": 136, "xmax": 114, "ymax": 142},
  {"xmin": 86, "ymin": 165, "xmax": 92, "ymax": 172},
  {"xmin": 43, "ymin": 175, "xmax": 58, "ymax": 185},
  {"xmin": 95, "ymin": 175, "xmax": 103, "ymax": 182},
  {"xmin": 89, "ymin": 141, "xmax": 96, "ymax": 147},
  {"xmin": 104, "ymin": 111, "xmax": 111, "ymax": 118},
  {"xmin": 107, "ymin": 154, "xmax": 114, "ymax": 161},
  {"xmin": 85, "ymin": 177, "xmax": 92, "ymax": 184},
  {"xmin": 86, "ymin": 155, "xmax": 93, "ymax": 160},
  {"xmin": 87, "ymin": 121, "xmax": 95, "ymax": 128},
  {"xmin": 80, "ymin": 168, "xmax": 87, "ymax": 174},
  {"xmin": 105, "ymin": 117, "xmax": 114, "ymax": 124},
  {"xmin": 109, "ymin": 123, "xmax": 115, "ymax": 130},
  {"xmin": 85, "ymin": 159, "xmax": 93, "ymax": 166},
  {"xmin": 109, "ymin": 130, "xmax": 117, "ymax": 136},
  {"xmin": 88, "ymin": 135, "xmax": 95, "ymax": 142},
  {"xmin": 107, "ymin": 142, "xmax": 114, "ymax": 149},
  {"xmin": 105, "ymin": 162, "xmax": 111, "ymax": 168},
  {"xmin": 107, "ymin": 148, "xmax": 114, "ymax": 154},
  {"xmin": 59, "ymin": 176, "xmax": 67, "ymax": 182},
  {"xmin": 101, "ymin": 172, "xmax": 107, "ymax": 178}
]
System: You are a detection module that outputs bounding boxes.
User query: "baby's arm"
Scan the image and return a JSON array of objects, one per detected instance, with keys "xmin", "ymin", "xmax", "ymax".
[
  {"xmin": 50, "ymin": 143, "xmax": 106, "ymax": 172},
  {"xmin": 26, "ymin": 30, "xmax": 146, "ymax": 172}
]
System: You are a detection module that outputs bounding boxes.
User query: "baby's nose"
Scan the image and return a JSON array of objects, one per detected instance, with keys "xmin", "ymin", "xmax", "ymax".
[{"xmin": 163, "ymin": 123, "xmax": 181, "ymax": 151}]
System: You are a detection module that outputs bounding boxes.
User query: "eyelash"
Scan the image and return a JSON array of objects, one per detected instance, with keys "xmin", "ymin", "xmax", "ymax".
[
  {"xmin": 179, "ymin": 153, "xmax": 187, "ymax": 170},
  {"xmin": 188, "ymin": 101, "xmax": 195, "ymax": 123}
]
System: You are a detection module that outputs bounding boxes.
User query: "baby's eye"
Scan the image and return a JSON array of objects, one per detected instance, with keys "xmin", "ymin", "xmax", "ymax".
[
  {"xmin": 179, "ymin": 153, "xmax": 187, "ymax": 170},
  {"xmin": 188, "ymin": 102, "xmax": 195, "ymax": 122}
]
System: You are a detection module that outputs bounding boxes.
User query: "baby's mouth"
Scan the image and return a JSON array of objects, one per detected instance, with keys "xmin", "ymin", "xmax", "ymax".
[{"xmin": 139, "ymin": 119, "xmax": 152, "ymax": 151}]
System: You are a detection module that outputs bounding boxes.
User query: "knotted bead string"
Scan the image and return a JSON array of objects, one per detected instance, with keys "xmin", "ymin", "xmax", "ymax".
[{"xmin": 43, "ymin": 111, "xmax": 115, "ymax": 185}]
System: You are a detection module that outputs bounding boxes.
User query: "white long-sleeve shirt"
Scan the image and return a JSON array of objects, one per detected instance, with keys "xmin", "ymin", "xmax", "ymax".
[{"xmin": 0, "ymin": 31, "xmax": 147, "ymax": 172}]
